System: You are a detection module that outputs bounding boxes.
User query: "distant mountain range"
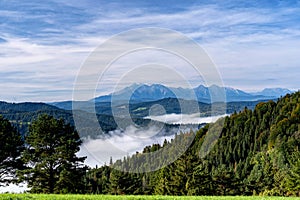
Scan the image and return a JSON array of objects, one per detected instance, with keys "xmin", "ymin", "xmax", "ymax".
[
  {"xmin": 0, "ymin": 84, "xmax": 294, "ymax": 138},
  {"xmin": 250, "ymin": 88, "xmax": 293, "ymax": 97},
  {"xmin": 92, "ymin": 84, "xmax": 292, "ymax": 104},
  {"xmin": 48, "ymin": 84, "xmax": 293, "ymax": 118}
]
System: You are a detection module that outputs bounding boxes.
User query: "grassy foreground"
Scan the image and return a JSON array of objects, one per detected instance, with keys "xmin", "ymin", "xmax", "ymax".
[{"xmin": 0, "ymin": 195, "xmax": 300, "ymax": 200}]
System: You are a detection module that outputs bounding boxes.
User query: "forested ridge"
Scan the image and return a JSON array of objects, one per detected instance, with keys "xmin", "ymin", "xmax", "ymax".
[
  {"xmin": 85, "ymin": 92, "xmax": 300, "ymax": 196},
  {"xmin": 0, "ymin": 92, "xmax": 299, "ymax": 195},
  {"xmin": 0, "ymin": 99, "xmax": 266, "ymax": 137}
]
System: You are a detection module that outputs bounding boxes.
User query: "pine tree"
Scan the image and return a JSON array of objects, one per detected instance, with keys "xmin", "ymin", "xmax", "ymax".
[
  {"xmin": 0, "ymin": 115, "xmax": 24, "ymax": 186},
  {"xmin": 18, "ymin": 114, "xmax": 86, "ymax": 193}
]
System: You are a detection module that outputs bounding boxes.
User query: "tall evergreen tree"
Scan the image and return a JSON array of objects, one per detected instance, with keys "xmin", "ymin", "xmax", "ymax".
[
  {"xmin": 154, "ymin": 166, "xmax": 171, "ymax": 195},
  {"xmin": 284, "ymin": 152, "xmax": 300, "ymax": 196},
  {"xmin": 18, "ymin": 114, "xmax": 86, "ymax": 193},
  {"xmin": 187, "ymin": 160, "xmax": 212, "ymax": 195},
  {"xmin": 0, "ymin": 115, "xmax": 24, "ymax": 186}
]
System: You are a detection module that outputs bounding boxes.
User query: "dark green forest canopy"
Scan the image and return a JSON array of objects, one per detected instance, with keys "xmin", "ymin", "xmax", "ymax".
[{"xmin": 86, "ymin": 92, "xmax": 300, "ymax": 196}]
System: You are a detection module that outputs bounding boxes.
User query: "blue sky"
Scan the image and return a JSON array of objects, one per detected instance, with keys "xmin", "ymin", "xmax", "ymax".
[{"xmin": 0, "ymin": 0, "xmax": 300, "ymax": 102}]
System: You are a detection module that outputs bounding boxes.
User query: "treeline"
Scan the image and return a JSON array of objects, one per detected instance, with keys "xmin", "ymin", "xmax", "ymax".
[
  {"xmin": 85, "ymin": 92, "xmax": 300, "ymax": 196},
  {"xmin": 0, "ymin": 92, "xmax": 299, "ymax": 195}
]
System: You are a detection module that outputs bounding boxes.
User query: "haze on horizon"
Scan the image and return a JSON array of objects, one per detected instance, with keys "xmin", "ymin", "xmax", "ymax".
[{"xmin": 0, "ymin": 0, "xmax": 300, "ymax": 102}]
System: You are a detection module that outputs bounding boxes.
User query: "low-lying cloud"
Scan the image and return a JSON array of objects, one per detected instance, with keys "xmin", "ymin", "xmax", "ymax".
[
  {"xmin": 77, "ymin": 125, "xmax": 176, "ymax": 168},
  {"xmin": 145, "ymin": 113, "xmax": 228, "ymax": 124},
  {"xmin": 78, "ymin": 114, "xmax": 227, "ymax": 167}
]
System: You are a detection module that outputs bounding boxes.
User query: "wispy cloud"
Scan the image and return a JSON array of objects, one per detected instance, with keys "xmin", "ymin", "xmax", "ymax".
[{"xmin": 0, "ymin": 0, "xmax": 300, "ymax": 101}]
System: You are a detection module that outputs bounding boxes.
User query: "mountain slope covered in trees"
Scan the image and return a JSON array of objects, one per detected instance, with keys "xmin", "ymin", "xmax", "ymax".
[{"xmin": 85, "ymin": 91, "xmax": 300, "ymax": 196}]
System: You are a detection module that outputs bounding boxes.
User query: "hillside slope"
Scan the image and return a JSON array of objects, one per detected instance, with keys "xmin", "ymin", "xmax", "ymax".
[{"xmin": 86, "ymin": 91, "xmax": 300, "ymax": 196}]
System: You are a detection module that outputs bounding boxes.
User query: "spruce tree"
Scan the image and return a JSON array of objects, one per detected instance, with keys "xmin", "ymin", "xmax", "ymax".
[
  {"xmin": 285, "ymin": 152, "xmax": 300, "ymax": 196},
  {"xmin": 154, "ymin": 166, "xmax": 171, "ymax": 195},
  {"xmin": 187, "ymin": 161, "xmax": 212, "ymax": 195}
]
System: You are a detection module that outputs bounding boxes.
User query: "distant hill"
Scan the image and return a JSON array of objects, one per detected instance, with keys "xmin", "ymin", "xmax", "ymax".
[
  {"xmin": 0, "ymin": 101, "xmax": 192, "ymax": 138},
  {"xmin": 129, "ymin": 98, "xmax": 271, "ymax": 118},
  {"xmin": 49, "ymin": 96, "xmax": 272, "ymax": 118},
  {"xmin": 0, "ymin": 101, "xmax": 74, "ymax": 136},
  {"xmin": 0, "ymin": 101, "xmax": 60, "ymax": 112}
]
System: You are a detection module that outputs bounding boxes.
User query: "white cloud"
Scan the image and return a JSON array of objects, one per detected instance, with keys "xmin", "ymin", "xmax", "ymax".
[
  {"xmin": 145, "ymin": 113, "xmax": 228, "ymax": 125},
  {"xmin": 1, "ymin": 1, "xmax": 300, "ymax": 101},
  {"xmin": 77, "ymin": 125, "xmax": 176, "ymax": 167},
  {"xmin": 78, "ymin": 113, "xmax": 227, "ymax": 168},
  {"xmin": 0, "ymin": 35, "xmax": 98, "ymax": 102}
]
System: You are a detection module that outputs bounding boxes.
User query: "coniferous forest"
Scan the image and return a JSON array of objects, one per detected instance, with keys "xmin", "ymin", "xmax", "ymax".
[
  {"xmin": 86, "ymin": 91, "xmax": 300, "ymax": 196},
  {"xmin": 0, "ymin": 92, "xmax": 300, "ymax": 196}
]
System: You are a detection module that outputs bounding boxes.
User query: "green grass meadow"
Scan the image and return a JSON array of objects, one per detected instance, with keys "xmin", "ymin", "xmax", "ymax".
[{"xmin": 0, "ymin": 195, "xmax": 299, "ymax": 200}]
